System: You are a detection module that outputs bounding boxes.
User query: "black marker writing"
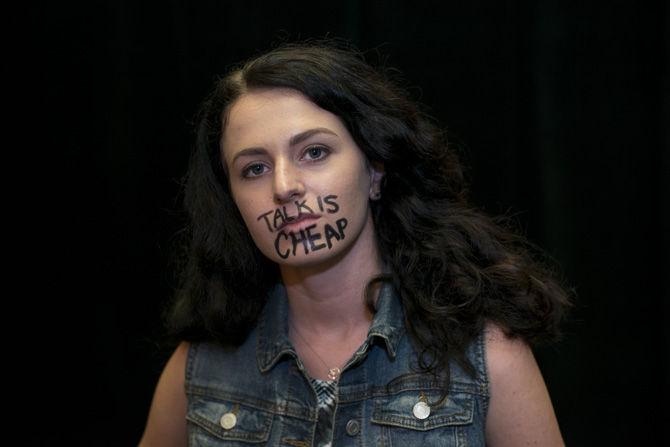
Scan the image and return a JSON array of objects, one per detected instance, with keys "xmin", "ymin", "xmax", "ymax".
[
  {"xmin": 273, "ymin": 218, "xmax": 348, "ymax": 258},
  {"xmin": 295, "ymin": 199, "xmax": 314, "ymax": 215},
  {"xmin": 323, "ymin": 195, "xmax": 339, "ymax": 213},
  {"xmin": 257, "ymin": 194, "xmax": 340, "ymax": 232},
  {"xmin": 258, "ymin": 210, "xmax": 273, "ymax": 232},
  {"xmin": 273, "ymin": 208, "xmax": 284, "ymax": 230}
]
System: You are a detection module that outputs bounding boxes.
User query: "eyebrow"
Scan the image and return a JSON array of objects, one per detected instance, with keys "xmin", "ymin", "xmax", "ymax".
[{"xmin": 230, "ymin": 127, "xmax": 339, "ymax": 165}]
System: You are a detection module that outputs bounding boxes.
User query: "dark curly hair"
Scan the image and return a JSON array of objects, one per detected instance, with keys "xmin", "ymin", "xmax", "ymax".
[{"xmin": 161, "ymin": 37, "xmax": 573, "ymax": 402}]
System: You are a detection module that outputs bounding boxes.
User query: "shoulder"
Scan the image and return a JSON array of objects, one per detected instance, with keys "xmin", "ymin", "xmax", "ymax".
[
  {"xmin": 483, "ymin": 321, "xmax": 532, "ymax": 375},
  {"xmin": 483, "ymin": 322, "xmax": 565, "ymax": 446},
  {"xmin": 138, "ymin": 341, "xmax": 191, "ymax": 447}
]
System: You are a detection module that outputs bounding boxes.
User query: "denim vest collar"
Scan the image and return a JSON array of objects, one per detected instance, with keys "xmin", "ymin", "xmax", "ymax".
[{"xmin": 256, "ymin": 281, "xmax": 405, "ymax": 373}]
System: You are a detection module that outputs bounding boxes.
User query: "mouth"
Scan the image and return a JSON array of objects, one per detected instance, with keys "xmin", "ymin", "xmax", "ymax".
[{"xmin": 277, "ymin": 213, "xmax": 321, "ymax": 232}]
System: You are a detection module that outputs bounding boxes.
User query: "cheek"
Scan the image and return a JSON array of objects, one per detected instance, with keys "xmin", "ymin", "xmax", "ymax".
[
  {"xmin": 339, "ymin": 171, "xmax": 372, "ymax": 213},
  {"xmin": 231, "ymin": 195, "xmax": 267, "ymax": 239},
  {"xmin": 242, "ymin": 208, "xmax": 270, "ymax": 240}
]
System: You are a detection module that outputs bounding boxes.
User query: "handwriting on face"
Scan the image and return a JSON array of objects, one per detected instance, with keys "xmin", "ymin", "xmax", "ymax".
[{"xmin": 256, "ymin": 194, "xmax": 348, "ymax": 259}]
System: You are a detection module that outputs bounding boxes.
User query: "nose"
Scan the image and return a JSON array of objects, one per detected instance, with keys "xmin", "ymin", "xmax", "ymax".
[{"xmin": 273, "ymin": 159, "xmax": 305, "ymax": 204}]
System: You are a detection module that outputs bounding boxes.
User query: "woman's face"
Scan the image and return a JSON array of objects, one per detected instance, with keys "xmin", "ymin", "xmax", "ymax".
[{"xmin": 221, "ymin": 88, "xmax": 383, "ymax": 268}]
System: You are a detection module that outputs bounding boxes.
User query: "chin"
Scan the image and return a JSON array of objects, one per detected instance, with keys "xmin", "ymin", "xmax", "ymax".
[
  {"xmin": 264, "ymin": 242, "xmax": 351, "ymax": 271},
  {"xmin": 276, "ymin": 250, "xmax": 342, "ymax": 269}
]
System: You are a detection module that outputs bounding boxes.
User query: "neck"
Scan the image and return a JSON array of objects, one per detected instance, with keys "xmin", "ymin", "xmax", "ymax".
[{"xmin": 280, "ymin": 213, "xmax": 384, "ymax": 338}]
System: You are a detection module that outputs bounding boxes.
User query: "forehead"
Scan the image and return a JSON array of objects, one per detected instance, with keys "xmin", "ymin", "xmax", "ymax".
[{"xmin": 221, "ymin": 88, "xmax": 344, "ymax": 158}]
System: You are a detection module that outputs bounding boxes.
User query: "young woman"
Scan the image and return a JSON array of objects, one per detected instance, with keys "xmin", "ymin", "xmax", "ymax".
[{"xmin": 140, "ymin": 39, "xmax": 571, "ymax": 446}]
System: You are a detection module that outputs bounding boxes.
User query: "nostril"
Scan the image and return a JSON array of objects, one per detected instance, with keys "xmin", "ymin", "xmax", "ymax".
[{"xmin": 273, "ymin": 188, "xmax": 303, "ymax": 205}]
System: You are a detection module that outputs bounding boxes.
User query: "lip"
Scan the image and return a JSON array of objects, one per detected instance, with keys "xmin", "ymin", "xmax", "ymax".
[{"xmin": 277, "ymin": 213, "xmax": 321, "ymax": 232}]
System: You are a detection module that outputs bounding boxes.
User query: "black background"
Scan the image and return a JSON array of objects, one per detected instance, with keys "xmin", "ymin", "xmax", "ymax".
[{"xmin": 29, "ymin": 1, "xmax": 668, "ymax": 445}]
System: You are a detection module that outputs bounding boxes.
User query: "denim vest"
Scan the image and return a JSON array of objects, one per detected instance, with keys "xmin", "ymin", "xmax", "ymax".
[{"xmin": 185, "ymin": 282, "xmax": 490, "ymax": 446}]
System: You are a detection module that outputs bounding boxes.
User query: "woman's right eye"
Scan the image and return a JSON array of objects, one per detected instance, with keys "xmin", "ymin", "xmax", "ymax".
[{"xmin": 242, "ymin": 163, "xmax": 268, "ymax": 178}]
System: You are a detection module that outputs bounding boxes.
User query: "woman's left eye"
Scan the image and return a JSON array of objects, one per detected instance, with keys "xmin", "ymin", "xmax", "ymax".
[{"xmin": 302, "ymin": 145, "xmax": 330, "ymax": 161}]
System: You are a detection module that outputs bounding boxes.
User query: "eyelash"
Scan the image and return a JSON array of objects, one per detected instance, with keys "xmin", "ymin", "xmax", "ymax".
[{"xmin": 241, "ymin": 145, "xmax": 331, "ymax": 179}]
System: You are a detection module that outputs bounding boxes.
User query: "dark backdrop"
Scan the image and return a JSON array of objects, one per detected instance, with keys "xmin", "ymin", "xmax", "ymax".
[{"xmin": 31, "ymin": 1, "xmax": 668, "ymax": 445}]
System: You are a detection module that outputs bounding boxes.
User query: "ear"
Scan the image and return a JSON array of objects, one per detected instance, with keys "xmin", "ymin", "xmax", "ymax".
[{"xmin": 368, "ymin": 161, "xmax": 385, "ymax": 200}]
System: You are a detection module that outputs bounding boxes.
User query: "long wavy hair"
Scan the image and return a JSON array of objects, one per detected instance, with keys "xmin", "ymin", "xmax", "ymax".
[{"xmin": 162, "ymin": 38, "xmax": 573, "ymax": 400}]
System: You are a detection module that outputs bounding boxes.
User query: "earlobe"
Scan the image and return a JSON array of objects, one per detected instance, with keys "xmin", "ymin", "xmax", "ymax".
[{"xmin": 369, "ymin": 161, "xmax": 385, "ymax": 200}]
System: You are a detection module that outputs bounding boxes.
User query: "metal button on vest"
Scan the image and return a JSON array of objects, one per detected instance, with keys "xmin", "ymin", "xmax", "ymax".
[
  {"xmin": 413, "ymin": 401, "xmax": 431, "ymax": 420},
  {"xmin": 220, "ymin": 412, "xmax": 237, "ymax": 430},
  {"xmin": 345, "ymin": 419, "xmax": 360, "ymax": 436}
]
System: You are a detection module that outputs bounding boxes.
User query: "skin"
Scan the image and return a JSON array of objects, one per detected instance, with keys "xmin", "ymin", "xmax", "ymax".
[
  {"xmin": 484, "ymin": 323, "xmax": 565, "ymax": 446},
  {"xmin": 138, "ymin": 87, "xmax": 564, "ymax": 446}
]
